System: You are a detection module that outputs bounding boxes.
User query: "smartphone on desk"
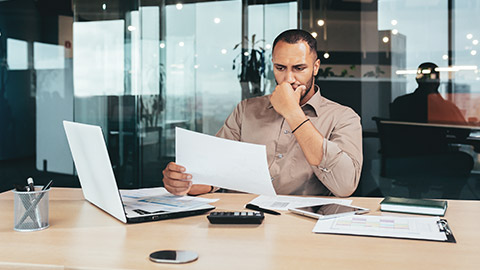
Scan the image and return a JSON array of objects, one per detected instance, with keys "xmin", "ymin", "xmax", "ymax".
[{"xmin": 288, "ymin": 203, "xmax": 369, "ymax": 220}]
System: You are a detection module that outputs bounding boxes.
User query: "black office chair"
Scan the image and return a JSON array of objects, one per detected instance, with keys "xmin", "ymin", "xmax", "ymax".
[{"xmin": 373, "ymin": 117, "xmax": 473, "ymax": 199}]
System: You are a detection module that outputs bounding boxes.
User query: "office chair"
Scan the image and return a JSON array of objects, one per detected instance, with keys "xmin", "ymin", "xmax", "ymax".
[{"xmin": 373, "ymin": 117, "xmax": 473, "ymax": 199}]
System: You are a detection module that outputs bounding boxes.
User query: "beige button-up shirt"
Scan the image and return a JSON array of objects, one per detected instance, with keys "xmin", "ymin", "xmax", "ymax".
[{"xmin": 216, "ymin": 87, "xmax": 363, "ymax": 197}]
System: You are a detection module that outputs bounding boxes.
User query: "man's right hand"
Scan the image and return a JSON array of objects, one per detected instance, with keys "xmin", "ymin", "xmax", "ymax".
[{"xmin": 162, "ymin": 162, "xmax": 193, "ymax": 195}]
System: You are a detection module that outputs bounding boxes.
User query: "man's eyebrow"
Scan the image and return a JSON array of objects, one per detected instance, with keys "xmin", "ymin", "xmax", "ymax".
[{"xmin": 293, "ymin": 64, "xmax": 307, "ymax": 68}]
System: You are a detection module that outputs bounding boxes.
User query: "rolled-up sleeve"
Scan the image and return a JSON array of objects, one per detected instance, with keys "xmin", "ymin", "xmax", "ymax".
[{"xmin": 312, "ymin": 109, "xmax": 363, "ymax": 197}]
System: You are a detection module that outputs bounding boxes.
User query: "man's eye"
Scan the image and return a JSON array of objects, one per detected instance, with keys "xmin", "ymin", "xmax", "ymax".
[
  {"xmin": 295, "ymin": 67, "xmax": 306, "ymax": 71},
  {"xmin": 276, "ymin": 66, "xmax": 285, "ymax": 71}
]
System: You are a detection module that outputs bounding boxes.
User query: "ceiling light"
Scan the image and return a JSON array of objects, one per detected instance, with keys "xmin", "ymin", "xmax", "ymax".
[
  {"xmin": 214, "ymin": 18, "xmax": 221, "ymax": 24},
  {"xmin": 127, "ymin": 26, "xmax": 136, "ymax": 31},
  {"xmin": 471, "ymin": 50, "xmax": 477, "ymax": 56},
  {"xmin": 221, "ymin": 49, "xmax": 227, "ymax": 54},
  {"xmin": 396, "ymin": 70, "xmax": 417, "ymax": 75},
  {"xmin": 102, "ymin": 3, "xmax": 106, "ymax": 10},
  {"xmin": 160, "ymin": 43, "xmax": 165, "ymax": 48},
  {"xmin": 265, "ymin": 44, "xmax": 272, "ymax": 50},
  {"xmin": 317, "ymin": 20, "xmax": 325, "ymax": 26},
  {"xmin": 382, "ymin": 36, "xmax": 389, "ymax": 43},
  {"xmin": 323, "ymin": 52, "xmax": 330, "ymax": 59},
  {"xmin": 179, "ymin": 42, "xmax": 184, "ymax": 47},
  {"xmin": 473, "ymin": 40, "xmax": 479, "ymax": 45},
  {"xmin": 391, "ymin": 19, "xmax": 398, "ymax": 26},
  {"xmin": 467, "ymin": 33, "xmax": 473, "ymax": 40},
  {"xmin": 176, "ymin": 3, "xmax": 183, "ymax": 10},
  {"xmin": 442, "ymin": 54, "xmax": 448, "ymax": 60},
  {"xmin": 392, "ymin": 29, "xmax": 398, "ymax": 35},
  {"xmin": 311, "ymin": 32, "xmax": 318, "ymax": 38}
]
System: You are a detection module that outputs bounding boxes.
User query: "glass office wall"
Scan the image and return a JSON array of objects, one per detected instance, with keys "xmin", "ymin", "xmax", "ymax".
[
  {"xmin": 301, "ymin": 0, "xmax": 480, "ymax": 199},
  {"xmin": 69, "ymin": 0, "xmax": 297, "ymax": 187},
  {"xmin": 0, "ymin": 0, "xmax": 478, "ymax": 200}
]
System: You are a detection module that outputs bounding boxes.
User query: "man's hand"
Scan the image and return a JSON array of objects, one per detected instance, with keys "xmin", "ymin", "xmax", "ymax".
[
  {"xmin": 162, "ymin": 162, "xmax": 212, "ymax": 196},
  {"xmin": 270, "ymin": 82, "xmax": 306, "ymax": 118},
  {"xmin": 162, "ymin": 162, "xmax": 192, "ymax": 195}
]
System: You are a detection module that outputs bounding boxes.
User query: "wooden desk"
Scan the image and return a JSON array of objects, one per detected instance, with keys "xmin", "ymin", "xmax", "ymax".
[{"xmin": 1, "ymin": 188, "xmax": 479, "ymax": 270}]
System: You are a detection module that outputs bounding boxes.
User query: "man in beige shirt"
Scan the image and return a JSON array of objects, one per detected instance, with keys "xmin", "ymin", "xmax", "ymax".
[{"xmin": 162, "ymin": 29, "xmax": 362, "ymax": 197}]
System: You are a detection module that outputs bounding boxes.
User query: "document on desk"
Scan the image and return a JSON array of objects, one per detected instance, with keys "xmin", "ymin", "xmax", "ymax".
[
  {"xmin": 175, "ymin": 127, "xmax": 277, "ymax": 196},
  {"xmin": 120, "ymin": 187, "xmax": 218, "ymax": 212},
  {"xmin": 313, "ymin": 215, "xmax": 452, "ymax": 242},
  {"xmin": 248, "ymin": 195, "xmax": 352, "ymax": 211}
]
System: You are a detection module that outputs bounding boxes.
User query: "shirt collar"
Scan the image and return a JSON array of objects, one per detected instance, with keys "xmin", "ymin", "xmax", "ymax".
[{"xmin": 266, "ymin": 85, "xmax": 323, "ymax": 117}]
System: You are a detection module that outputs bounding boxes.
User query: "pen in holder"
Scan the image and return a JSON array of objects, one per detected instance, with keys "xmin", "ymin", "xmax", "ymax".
[{"xmin": 13, "ymin": 187, "xmax": 50, "ymax": 232}]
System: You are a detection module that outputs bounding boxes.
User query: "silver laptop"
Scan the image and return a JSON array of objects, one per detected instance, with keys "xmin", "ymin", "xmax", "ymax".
[{"xmin": 63, "ymin": 120, "xmax": 214, "ymax": 223}]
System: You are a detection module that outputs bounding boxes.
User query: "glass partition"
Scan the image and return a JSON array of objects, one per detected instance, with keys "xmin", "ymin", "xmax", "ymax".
[{"xmin": 1, "ymin": 0, "xmax": 478, "ymax": 200}]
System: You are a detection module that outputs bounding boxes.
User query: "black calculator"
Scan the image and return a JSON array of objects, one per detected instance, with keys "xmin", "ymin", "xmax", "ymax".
[{"xmin": 207, "ymin": 211, "xmax": 264, "ymax": 224}]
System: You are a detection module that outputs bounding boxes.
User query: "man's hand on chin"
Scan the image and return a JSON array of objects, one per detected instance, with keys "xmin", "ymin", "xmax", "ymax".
[{"xmin": 270, "ymin": 82, "xmax": 306, "ymax": 118}]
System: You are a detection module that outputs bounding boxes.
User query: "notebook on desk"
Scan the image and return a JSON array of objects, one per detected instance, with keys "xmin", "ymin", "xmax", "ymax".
[{"xmin": 63, "ymin": 120, "xmax": 215, "ymax": 224}]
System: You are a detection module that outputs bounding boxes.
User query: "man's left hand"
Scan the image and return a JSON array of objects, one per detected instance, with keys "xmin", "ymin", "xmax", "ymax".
[{"xmin": 270, "ymin": 82, "xmax": 306, "ymax": 118}]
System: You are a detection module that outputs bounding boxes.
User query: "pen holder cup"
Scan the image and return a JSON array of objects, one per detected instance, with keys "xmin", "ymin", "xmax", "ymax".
[{"xmin": 13, "ymin": 188, "xmax": 50, "ymax": 232}]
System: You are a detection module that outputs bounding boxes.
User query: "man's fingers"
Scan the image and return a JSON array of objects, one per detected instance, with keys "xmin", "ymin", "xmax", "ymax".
[
  {"xmin": 164, "ymin": 170, "xmax": 192, "ymax": 181},
  {"xmin": 167, "ymin": 162, "xmax": 186, "ymax": 172},
  {"xmin": 165, "ymin": 178, "xmax": 192, "ymax": 188},
  {"xmin": 295, "ymin": 85, "xmax": 306, "ymax": 93}
]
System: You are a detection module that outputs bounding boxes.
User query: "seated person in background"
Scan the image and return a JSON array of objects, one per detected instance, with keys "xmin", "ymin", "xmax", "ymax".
[
  {"xmin": 387, "ymin": 62, "xmax": 473, "ymax": 198},
  {"xmin": 391, "ymin": 62, "xmax": 467, "ymax": 125},
  {"xmin": 162, "ymin": 29, "xmax": 363, "ymax": 198}
]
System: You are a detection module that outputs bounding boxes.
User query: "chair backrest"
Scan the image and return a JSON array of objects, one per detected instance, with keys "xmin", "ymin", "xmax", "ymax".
[{"xmin": 372, "ymin": 117, "xmax": 449, "ymax": 158}]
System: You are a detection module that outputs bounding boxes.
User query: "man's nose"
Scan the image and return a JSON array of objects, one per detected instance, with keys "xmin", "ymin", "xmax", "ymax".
[{"xmin": 286, "ymin": 71, "xmax": 295, "ymax": 84}]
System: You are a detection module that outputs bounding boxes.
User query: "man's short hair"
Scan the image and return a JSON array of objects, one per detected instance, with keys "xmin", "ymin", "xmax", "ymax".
[{"xmin": 272, "ymin": 29, "xmax": 318, "ymax": 59}]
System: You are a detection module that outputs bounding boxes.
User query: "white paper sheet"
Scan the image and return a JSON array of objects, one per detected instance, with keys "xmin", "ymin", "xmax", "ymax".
[
  {"xmin": 313, "ymin": 215, "xmax": 447, "ymax": 241},
  {"xmin": 120, "ymin": 187, "xmax": 218, "ymax": 212},
  {"xmin": 175, "ymin": 127, "xmax": 277, "ymax": 196},
  {"xmin": 248, "ymin": 195, "xmax": 352, "ymax": 211}
]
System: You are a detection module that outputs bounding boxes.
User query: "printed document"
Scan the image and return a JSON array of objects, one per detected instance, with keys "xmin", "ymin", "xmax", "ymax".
[
  {"xmin": 175, "ymin": 127, "xmax": 277, "ymax": 196},
  {"xmin": 248, "ymin": 195, "xmax": 352, "ymax": 211},
  {"xmin": 313, "ymin": 215, "xmax": 447, "ymax": 241},
  {"xmin": 120, "ymin": 187, "xmax": 218, "ymax": 213}
]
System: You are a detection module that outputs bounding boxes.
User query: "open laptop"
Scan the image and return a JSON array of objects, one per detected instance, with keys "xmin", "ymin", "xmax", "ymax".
[{"xmin": 63, "ymin": 120, "xmax": 214, "ymax": 223}]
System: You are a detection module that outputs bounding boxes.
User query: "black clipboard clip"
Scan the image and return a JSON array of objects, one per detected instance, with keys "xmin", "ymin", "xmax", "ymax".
[{"xmin": 437, "ymin": 219, "xmax": 456, "ymax": 243}]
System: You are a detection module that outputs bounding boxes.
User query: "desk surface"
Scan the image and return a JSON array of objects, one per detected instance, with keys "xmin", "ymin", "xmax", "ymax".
[{"xmin": 1, "ymin": 188, "xmax": 479, "ymax": 270}]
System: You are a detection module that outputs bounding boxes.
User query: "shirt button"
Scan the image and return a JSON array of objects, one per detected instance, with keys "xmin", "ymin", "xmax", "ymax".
[
  {"xmin": 277, "ymin": 154, "xmax": 283, "ymax": 159},
  {"xmin": 284, "ymin": 130, "xmax": 289, "ymax": 134}
]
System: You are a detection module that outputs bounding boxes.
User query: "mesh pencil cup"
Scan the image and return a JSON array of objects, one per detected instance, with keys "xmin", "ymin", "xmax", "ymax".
[{"xmin": 13, "ymin": 188, "xmax": 50, "ymax": 232}]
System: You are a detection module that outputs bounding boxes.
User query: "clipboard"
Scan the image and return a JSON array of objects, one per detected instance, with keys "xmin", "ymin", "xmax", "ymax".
[{"xmin": 312, "ymin": 215, "xmax": 456, "ymax": 243}]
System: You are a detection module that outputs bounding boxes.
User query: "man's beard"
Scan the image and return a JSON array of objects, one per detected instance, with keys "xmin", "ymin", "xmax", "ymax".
[{"xmin": 300, "ymin": 75, "xmax": 315, "ymax": 101}]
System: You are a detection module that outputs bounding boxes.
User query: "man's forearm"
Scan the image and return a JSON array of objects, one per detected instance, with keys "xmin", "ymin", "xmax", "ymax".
[{"xmin": 285, "ymin": 111, "xmax": 324, "ymax": 166}]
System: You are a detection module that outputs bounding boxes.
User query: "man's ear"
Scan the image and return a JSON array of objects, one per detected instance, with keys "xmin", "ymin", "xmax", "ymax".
[{"xmin": 313, "ymin": 59, "xmax": 321, "ymax": 76}]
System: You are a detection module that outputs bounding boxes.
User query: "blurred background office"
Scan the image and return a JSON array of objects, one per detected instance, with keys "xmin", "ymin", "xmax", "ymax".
[{"xmin": 1, "ymin": 0, "xmax": 479, "ymax": 199}]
